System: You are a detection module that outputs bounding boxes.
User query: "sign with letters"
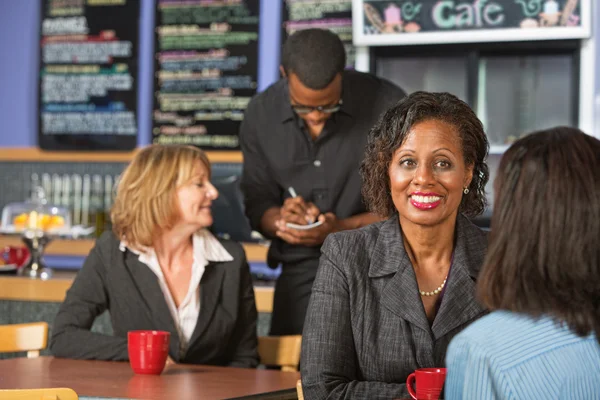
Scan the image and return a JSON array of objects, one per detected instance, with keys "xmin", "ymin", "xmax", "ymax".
[
  {"xmin": 352, "ymin": 0, "xmax": 591, "ymax": 46},
  {"xmin": 282, "ymin": 0, "xmax": 356, "ymax": 68},
  {"xmin": 152, "ymin": 0, "xmax": 260, "ymax": 150},
  {"xmin": 38, "ymin": 0, "xmax": 140, "ymax": 151}
]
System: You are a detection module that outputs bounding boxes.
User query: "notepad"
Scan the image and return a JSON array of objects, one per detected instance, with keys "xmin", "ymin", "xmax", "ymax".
[{"xmin": 285, "ymin": 220, "xmax": 324, "ymax": 230}]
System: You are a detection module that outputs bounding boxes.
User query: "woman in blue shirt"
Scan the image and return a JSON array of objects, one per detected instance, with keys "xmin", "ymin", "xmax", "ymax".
[{"xmin": 445, "ymin": 127, "xmax": 600, "ymax": 400}]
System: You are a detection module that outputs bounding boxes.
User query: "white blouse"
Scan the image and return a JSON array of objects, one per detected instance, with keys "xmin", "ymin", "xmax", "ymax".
[{"xmin": 119, "ymin": 229, "xmax": 233, "ymax": 356}]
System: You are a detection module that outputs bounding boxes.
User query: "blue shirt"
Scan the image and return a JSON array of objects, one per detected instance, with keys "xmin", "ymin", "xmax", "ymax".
[{"xmin": 445, "ymin": 310, "xmax": 600, "ymax": 400}]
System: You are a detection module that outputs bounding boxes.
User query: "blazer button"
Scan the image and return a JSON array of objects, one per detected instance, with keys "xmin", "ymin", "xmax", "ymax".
[{"xmin": 313, "ymin": 160, "xmax": 321, "ymax": 167}]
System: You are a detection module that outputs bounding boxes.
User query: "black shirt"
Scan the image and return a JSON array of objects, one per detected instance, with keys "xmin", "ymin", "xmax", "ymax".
[{"xmin": 239, "ymin": 70, "xmax": 406, "ymax": 266}]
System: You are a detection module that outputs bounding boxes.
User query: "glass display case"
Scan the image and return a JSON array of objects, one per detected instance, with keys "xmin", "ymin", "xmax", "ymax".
[
  {"xmin": 1, "ymin": 201, "xmax": 70, "ymax": 235},
  {"xmin": 0, "ymin": 187, "xmax": 72, "ymax": 279}
]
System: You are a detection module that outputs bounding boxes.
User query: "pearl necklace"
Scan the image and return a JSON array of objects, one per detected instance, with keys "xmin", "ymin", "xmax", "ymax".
[{"xmin": 419, "ymin": 277, "xmax": 447, "ymax": 297}]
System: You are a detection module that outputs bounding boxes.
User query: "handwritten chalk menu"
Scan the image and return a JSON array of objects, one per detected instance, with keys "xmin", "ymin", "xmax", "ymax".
[
  {"xmin": 354, "ymin": 0, "xmax": 590, "ymax": 46},
  {"xmin": 153, "ymin": 0, "xmax": 260, "ymax": 150},
  {"xmin": 38, "ymin": 0, "xmax": 139, "ymax": 151},
  {"xmin": 283, "ymin": 0, "xmax": 355, "ymax": 68}
]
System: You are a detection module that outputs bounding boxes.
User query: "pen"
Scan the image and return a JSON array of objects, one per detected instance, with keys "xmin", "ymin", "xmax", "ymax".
[{"xmin": 287, "ymin": 186, "xmax": 318, "ymax": 224}]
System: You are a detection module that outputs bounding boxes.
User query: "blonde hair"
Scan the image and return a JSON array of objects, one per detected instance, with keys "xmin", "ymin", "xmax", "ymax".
[{"xmin": 111, "ymin": 144, "xmax": 211, "ymax": 248}]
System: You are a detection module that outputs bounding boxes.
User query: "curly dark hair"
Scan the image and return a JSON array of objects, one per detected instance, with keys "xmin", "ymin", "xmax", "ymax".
[
  {"xmin": 478, "ymin": 127, "xmax": 600, "ymax": 343},
  {"xmin": 360, "ymin": 91, "xmax": 489, "ymax": 218}
]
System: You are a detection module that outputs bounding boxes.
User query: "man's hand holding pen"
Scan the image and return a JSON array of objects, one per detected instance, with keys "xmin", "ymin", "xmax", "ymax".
[
  {"xmin": 275, "ymin": 212, "xmax": 339, "ymax": 246},
  {"xmin": 279, "ymin": 196, "xmax": 320, "ymax": 225},
  {"xmin": 275, "ymin": 187, "xmax": 340, "ymax": 246}
]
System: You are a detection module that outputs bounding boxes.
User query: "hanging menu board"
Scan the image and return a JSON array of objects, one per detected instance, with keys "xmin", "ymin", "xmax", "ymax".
[
  {"xmin": 153, "ymin": 0, "xmax": 260, "ymax": 150},
  {"xmin": 283, "ymin": 0, "xmax": 355, "ymax": 68},
  {"xmin": 38, "ymin": 0, "xmax": 139, "ymax": 151},
  {"xmin": 353, "ymin": 0, "xmax": 591, "ymax": 46}
]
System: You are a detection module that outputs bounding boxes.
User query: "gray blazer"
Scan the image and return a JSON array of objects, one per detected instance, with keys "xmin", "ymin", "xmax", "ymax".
[
  {"xmin": 301, "ymin": 214, "xmax": 488, "ymax": 399},
  {"xmin": 50, "ymin": 231, "xmax": 259, "ymax": 368}
]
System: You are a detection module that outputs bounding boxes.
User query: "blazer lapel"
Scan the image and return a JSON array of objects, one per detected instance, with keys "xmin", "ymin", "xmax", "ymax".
[
  {"xmin": 123, "ymin": 251, "xmax": 180, "ymax": 357},
  {"xmin": 370, "ymin": 217, "xmax": 431, "ymax": 334},
  {"xmin": 432, "ymin": 215, "xmax": 488, "ymax": 339},
  {"xmin": 187, "ymin": 261, "xmax": 225, "ymax": 347}
]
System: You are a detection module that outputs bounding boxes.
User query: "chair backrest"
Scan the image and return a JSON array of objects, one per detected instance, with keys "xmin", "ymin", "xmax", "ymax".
[
  {"xmin": 296, "ymin": 379, "xmax": 304, "ymax": 400},
  {"xmin": 0, "ymin": 322, "xmax": 49, "ymax": 358},
  {"xmin": 254, "ymin": 287, "xmax": 274, "ymax": 313},
  {"xmin": 0, "ymin": 388, "xmax": 78, "ymax": 400},
  {"xmin": 257, "ymin": 335, "xmax": 302, "ymax": 372}
]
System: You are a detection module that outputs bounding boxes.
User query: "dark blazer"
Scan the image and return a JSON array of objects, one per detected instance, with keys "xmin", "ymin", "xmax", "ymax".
[
  {"xmin": 50, "ymin": 231, "xmax": 259, "ymax": 368},
  {"xmin": 300, "ymin": 214, "xmax": 488, "ymax": 399}
]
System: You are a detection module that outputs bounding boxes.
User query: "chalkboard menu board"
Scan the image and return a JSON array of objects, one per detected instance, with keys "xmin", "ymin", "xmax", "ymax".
[
  {"xmin": 152, "ymin": 0, "xmax": 260, "ymax": 150},
  {"xmin": 354, "ymin": 0, "xmax": 591, "ymax": 46},
  {"xmin": 283, "ymin": 0, "xmax": 355, "ymax": 68},
  {"xmin": 38, "ymin": 0, "xmax": 140, "ymax": 151}
]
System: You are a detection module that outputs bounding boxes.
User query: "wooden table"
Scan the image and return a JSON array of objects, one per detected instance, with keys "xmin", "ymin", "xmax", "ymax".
[{"xmin": 0, "ymin": 357, "xmax": 300, "ymax": 400}]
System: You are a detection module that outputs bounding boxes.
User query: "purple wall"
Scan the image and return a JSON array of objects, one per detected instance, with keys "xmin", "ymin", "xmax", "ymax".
[{"xmin": 0, "ymin": 0, "xmax": 281, "ymax": 147}]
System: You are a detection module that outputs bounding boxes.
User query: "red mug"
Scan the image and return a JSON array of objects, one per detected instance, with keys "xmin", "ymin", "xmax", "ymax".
[
  {"xmin": 2, "ymin": 246, "xmax": 29, "ymax": 267},
  {"xmin": 406, "ymin": 368, "xmax": 447, "ymax": 400},
  {"xmin": 127, "ymin": 330, "xmax": 170, "ymax": 375}
]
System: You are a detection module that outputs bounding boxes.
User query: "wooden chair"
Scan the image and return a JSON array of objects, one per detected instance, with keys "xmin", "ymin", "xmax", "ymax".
[
  {"xmin": 254, "ymin": 286, "xmax": 274, "ymax": 313},
  {"xmin": 0, "ymin": 322, "xmax": 49, "ymax": 358},
  {"xmin": 257, "ymin": 335, "xmax": 302, "ymax": 372},
  {"xmin": 0, "ymin": 388, "xmax": 78, "ymax": 399},
  {"xmin": 296, "ymin": 379, "xmax": 304, "ymax": 400}
]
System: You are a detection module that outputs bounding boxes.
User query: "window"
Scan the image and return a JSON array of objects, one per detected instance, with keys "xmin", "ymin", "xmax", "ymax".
[
  {"xmin": 373, "ymin": 41, "xmax": 579, "ymax": 154},
  {"xmin": 377, "ymin": 57, "xmax": 468, "ymax": 102}
]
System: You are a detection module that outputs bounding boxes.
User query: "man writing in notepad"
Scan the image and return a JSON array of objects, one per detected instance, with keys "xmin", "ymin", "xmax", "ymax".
[{"xmin": 239, "ymin": 29, "xmax": 405, "ymax": 335}]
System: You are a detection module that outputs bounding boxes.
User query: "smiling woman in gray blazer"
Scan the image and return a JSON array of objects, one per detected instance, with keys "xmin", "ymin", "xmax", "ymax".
[
  {"xmin": 50, "ymin": 145, "xmax": 259, "ymax": 368},
  {"xmin": 301, "ymin": 92, "xmax": 490, "ymax": 399}
]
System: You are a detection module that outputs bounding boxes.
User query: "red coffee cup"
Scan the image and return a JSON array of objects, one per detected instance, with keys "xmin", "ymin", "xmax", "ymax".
[
  {"xmin": 406, "ymin": 367, "xmax": 447, "ymax": 400},
  {"xmin": 127, "ymin": 330, "xmax": 170, "ymax": 375},
  {"xmin": 2, "ymin": 246, "xmax": 30, "ymax": 267}
]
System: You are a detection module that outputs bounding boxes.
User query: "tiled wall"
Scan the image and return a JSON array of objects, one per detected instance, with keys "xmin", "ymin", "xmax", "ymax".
[
  {"xmin": 0, "ymin": 161, "xmax": 245, "ymax": 210},
  {"xmin": 0, "ymin": 161, "xmax": 127, "ymax": 212},
  {"xmin": 0, "ymin": 160, "xmax": 280, "ymax": 280},
  {"xmin": 0, "ymin": 158, "xmax": 497, "ymax": 236}
]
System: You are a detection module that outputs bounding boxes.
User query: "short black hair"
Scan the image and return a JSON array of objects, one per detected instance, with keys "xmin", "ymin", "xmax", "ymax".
[
  {"xmin": 478, "ymin": 127, "xmax": 600, "ymax": 343},
  {"xmin": 361, "ymin": 91, "xmax": 489, "ymax": 218},
  {"xmin": 281, "ymin": 29, "xmax": 346, "ymax": 90}
]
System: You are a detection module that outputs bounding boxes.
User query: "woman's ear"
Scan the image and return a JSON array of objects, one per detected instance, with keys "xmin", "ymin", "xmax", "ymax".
[
  {"xmin": 279, "ymin": 65, "xmax": 286, "ymax": 78},
  {"xmin": 465, "ymin": 164, "xmax": 475, "ymax": 189}
]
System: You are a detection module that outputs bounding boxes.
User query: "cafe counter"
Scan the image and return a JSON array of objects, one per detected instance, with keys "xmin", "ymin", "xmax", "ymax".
[
  {"xmin": 0, "ymin": 273, "xmax": 274, "ymax": 311},
  {"xmin": 0, "ymin": 235, "xmax": 268, "ymax": 259},
  {"xmin": 0, "ymin": 240, "xmax": 274, "ymax": 359}
]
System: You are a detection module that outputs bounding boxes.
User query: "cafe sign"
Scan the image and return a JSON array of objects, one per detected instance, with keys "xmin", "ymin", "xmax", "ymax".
[{"xmin": 352, "ymin": 0, "xmax": 591, "ymax": 45}]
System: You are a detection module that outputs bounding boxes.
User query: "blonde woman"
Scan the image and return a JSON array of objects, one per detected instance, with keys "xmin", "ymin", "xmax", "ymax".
[{"xmin": 51, "ymin": 145, "xmax": 259, "ymax": 368}]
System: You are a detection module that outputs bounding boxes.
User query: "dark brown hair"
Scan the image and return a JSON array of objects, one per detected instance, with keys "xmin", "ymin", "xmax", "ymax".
[
  {"xmin": 360, "ymin": 91, "xmax": 489, "ymax": 217},
  {"xmin": 478, "ymin": 127, "xmax": 600, "ymax": 342}
]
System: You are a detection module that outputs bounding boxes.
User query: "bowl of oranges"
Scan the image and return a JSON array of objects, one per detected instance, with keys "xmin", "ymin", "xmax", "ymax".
[
  {"xmin": 1, "ymin": 202, "xmax": 71, "ymax": 235},
  {"xmin": 12, "ymin": 211, "xmax": 66, "ymax": 231}
]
